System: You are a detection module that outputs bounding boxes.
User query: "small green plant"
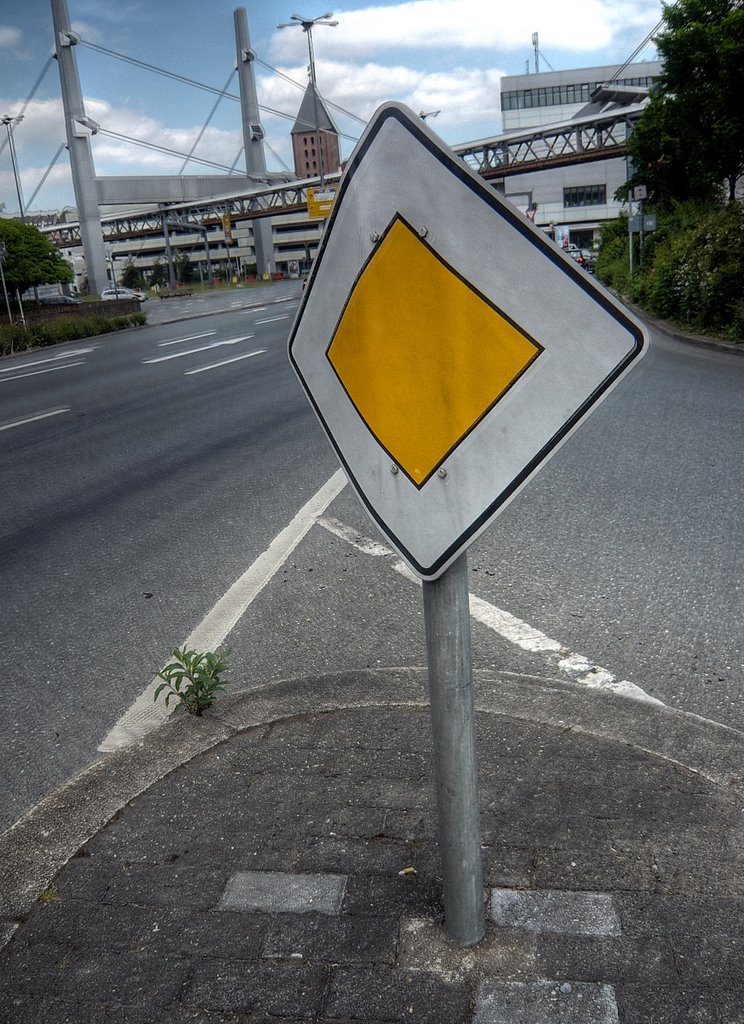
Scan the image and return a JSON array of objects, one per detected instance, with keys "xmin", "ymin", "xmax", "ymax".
[
  {"xmin": 38, "ymin": 883, "xmax": 58, "ymax": 904},
  {"xmin": 154, "ymin": 647, "xmax": 229, "ymax": 716}
]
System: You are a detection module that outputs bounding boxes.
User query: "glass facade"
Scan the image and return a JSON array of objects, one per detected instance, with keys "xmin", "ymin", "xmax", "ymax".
[
  {"xmin": 563, "ymin": 185, "xmax": 607, "ymax": 208},
  {"xmin": 501, "ymin": 76, "xmax": 656, "ymax": 112}
]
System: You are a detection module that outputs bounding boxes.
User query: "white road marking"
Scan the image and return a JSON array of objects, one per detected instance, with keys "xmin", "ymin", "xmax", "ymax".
[
  {"xmin": 317, "ymin": 515, "xmax": 662, "ymax": 706},
  {"xmin": 143, "ymin": 336, "xmax": 254, "ymax": 364},
  {"xmin": 158, "ymin": 331, "xmax": 216, "ymax": 347},
  {"xmin": 0, "ymin": 361, "xmax": 86, "ymax": 384},
  {"xmin": 0, "ymin": 348, "xmax": 94, "ymax": 373},
  {"xmin": 256, "ymin": 315, "xmax": 290, "ymax": 325},
  {"xmin": 184, "ymin": 349, "xmax": 266, "ymax": 375},
  {"xmin": 0, "ymin": 407, "xmax": 71, "ymax": 432},
  {"xmin": 98, "ymin": 469, "xmax": 348, "ymax": 751}
]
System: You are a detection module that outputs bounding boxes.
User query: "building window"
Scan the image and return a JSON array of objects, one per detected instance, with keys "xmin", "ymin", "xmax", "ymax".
[
  {"xmin": 501, "ymin": 75, "xmax": 657, "ymax": 112},
  {"xmin": 563, "ymin": 184, "xmax": 607, "ymax": 207}
]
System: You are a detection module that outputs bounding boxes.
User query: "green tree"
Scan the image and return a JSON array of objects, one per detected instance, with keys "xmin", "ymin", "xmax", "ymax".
[
  {"xmin": 149, "ymin": 258, "xmax": 167, "ymax": 287},
  {"xmin": 121, "ymin": 257, "xmax": 145, "ymax": 289},
  {"xmin": 173, "ymin": 250, "xmax": 194, "ymax": 284},
  {"xmin": 0, "ymin": 219, "xmax": 73, "ymax": 294},
  {"xmin": 628, "ymin": 0, "xmax": 744, "ymax": 206}
]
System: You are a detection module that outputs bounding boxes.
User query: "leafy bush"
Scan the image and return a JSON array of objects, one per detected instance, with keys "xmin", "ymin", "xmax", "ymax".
[
  {"xmin": 597, "ymin": 202, "xmax": 744, "ymax": 342},
  {"xmin": 0, "ymin": 311, "xmax": 146, "ymax": 356}
]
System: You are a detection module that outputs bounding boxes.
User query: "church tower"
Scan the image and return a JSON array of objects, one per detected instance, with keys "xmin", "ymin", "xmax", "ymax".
[{"xmin": 291, "ymin": 82, "xmax": 341, "ymax": 180}]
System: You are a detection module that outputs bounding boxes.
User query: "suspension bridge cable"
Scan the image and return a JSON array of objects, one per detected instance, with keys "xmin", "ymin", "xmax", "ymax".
[
  {"xmin": 253, "ymin": 56, "xmax": 367, "ymax": 125},
  {"xmin": 77, "ymin": 39, "xmax": 360, "ymax": 143},
  {"xmin": 25, "ymin": 143, "xmax": 66, "ymax": 210},
  {"xmin": 0, "ymin": 56, "xmax": 55, "ymax": 157},
  {"xmin": 96, "ymin": 128, "xmax": 244, "ymax": 173},
  {"xmin": 608, "ymin": 19, "xmax": 664, "ymax": 82},
  {"xmin": 179, "ymin": 69, "xmax": 237, "ymax": 173},
  {"xmin": 263, "ymin": 138, "xmax": 292, "ymax": 173}
]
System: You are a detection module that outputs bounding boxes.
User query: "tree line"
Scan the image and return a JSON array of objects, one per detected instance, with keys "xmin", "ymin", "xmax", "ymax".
[{"xmin": 598, "ymin": 0, "xmax": 744, "ymax": 342}]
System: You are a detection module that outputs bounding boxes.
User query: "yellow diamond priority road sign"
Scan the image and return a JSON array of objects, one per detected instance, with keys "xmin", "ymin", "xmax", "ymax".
[{"xmin": 289, "ymin": 103, "xmax": 647, "ymax": 580}]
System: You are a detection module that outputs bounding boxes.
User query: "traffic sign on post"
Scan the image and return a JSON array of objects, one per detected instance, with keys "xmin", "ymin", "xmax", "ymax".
[
  {"xmin": 289, "ymin": 103, "xmax": 647, "ymax": 581},
  {"xmin": 289, "ymin": 102, "xmax": 648, "ymax": 948}
]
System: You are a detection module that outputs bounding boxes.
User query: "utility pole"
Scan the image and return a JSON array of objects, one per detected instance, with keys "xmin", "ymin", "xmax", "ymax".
[
  {"xmin": 234, "ymin": 7, "xmax": 274, "ymax": 278},
  {"xmin": 51, "ymin": 0, "xmax": 108, "ymax": 295},
  {"xmin": 1, "ymin": 115, "xmax": 26, "ymax": 221}
]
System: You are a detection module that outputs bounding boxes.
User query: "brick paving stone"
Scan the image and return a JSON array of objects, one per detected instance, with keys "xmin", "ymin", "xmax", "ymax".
[
  {"xmin": 325, "ymin": 966, "xmax": 472, "ymax": 1022},
  {"xmin": 262, "ymin": 912, "xmax": 399, "ymax": 964},
  {"xmin": 1, "ymin": 945, "xmax": 190, "ymax": 1007},
  {"xmin": 299, "ymin": 834, "xmax": 415, "ymax": 875},
  {"xmin": 490, "ymin": 887, "xmax": 620, "ymax": 937},
  {"xmin": 473, "ymin": 980, "xmax": 619, "ymax": 1024},
  {"xmin": 100, "ymin": 863, "xmax": 230, "ymax": 910},
  {"xmin": 184, "ymin": 960, "xmax": 329, "ymax": 1017},
  {"xmin": 534, "ymin": 932, "xmax": 675, "ymax": 985},
  {"xmin": 219, "ymin": 870, "xmax": 347, "ymax": 915},
  {"xmin": 616, "ymin": 985, "xmax": 744, "ymax": 1024}
]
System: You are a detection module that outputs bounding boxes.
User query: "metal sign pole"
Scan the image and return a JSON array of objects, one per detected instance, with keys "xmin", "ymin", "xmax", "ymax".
[{"xmin": 422, "ymin": 551, "xmax": 485, "ymax": 946}]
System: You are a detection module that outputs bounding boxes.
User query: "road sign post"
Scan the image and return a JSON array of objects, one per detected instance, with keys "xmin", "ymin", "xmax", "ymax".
[
  {"xmin": 288, "ymin": 102, "xmax": 647, "ymax": 948},
  {"xmin": 422, "ymin": 552, "xmax": 484, "ymax": 945}
]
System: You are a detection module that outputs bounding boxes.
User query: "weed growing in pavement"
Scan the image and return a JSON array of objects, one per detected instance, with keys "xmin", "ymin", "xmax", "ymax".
[
  {"xmin": 37, "ymin": 884, "xmax": 58, "ymax": 904},
  {"xmin": 154, "ymin": 647, "xmax": 229, "ymax": 716}
]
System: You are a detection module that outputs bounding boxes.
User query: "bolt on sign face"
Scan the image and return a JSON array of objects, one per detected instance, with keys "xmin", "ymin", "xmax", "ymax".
[{"xmin": 288, "ymin": 103, "xmax": 647, "ymax": 580}]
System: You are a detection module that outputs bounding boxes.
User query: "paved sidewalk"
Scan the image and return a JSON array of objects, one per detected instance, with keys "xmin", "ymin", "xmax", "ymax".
[{"xmin": 1, "ymin": 668, "xmax": 743, "ymax": 1023}]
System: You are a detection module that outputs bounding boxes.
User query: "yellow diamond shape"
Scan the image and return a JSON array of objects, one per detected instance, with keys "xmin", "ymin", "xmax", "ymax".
[{"xmin": 327, "ymin": 216, "xmax": 543, "ymax": 487}]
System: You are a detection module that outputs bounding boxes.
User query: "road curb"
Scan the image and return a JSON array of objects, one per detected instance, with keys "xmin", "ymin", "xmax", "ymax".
[
  {"xmin": 2, "ymin": 667, "xmax": 742, "ymax": 949},
  {"xmin": 150, "ymin": 289, "xmax": 300, "ymax": 327},
  {"xmin": 627, "ymin": 301, "xmax": 744, "ymax": 356}
]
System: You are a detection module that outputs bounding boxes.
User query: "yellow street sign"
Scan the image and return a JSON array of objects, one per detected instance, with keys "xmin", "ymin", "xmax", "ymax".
[
  {"xmin": 289, "ymin": 104, "xmax": 647, "ymax": 579},
  {"xmin": 307, "ymin": 186, "xmax": 336, "ymax": 219},
  {"xmin": 328, "ymin": 215, "xmax": 541, "ymax": 487}
]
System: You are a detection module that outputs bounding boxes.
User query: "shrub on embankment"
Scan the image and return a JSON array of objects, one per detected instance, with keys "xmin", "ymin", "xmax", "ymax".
[
  {"xmin": 0, "ymin": 311, "xmax": 146, "ymax": 356},
  {"xmin": 596, "ymin": 202, "xmax": 744, "ymax": 343}
]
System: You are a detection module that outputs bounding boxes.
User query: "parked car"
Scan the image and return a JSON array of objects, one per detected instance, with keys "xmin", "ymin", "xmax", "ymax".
[
  {"xmin": 38, "ymin": 294, "xmax": 83, "ymax": 305},
  {"xmin": 100, "ymin": 287, "xmax": 147, "ymax": 301},
  {"xmin": 580, "ymin": 248, "xmax": 598, "ymax": 272},
  {"xmin": 567, "ymin": 249, "xmax": 597, "ymax": 272}
]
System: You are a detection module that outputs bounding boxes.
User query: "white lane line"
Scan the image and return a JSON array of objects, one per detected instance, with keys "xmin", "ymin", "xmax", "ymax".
[
  {"xmin": 256, "ymin": 315, "xmax": 290, "ymax": 325},
  {"xmin": 0, "ymin": 348, "xmax": 95, "ymax": 373},
  {"xmin": 98, "ymin": 469, "xmax": 348, "ymax": 752},
  {"xmin": 317, "ymin": 515, "xmax": 662, "ymax": 706},
  {"xmin": 143, "ymin": 335, "xmax": 254, "ymax": 364},
  {"xmin": 158, "ymin": 331, "xmax": 216, "ymax": 347},
  {"xmin": 0, "ymin": 361, "xmax": 86, "ymax": 384},
  {"xmin": 184, "ymin": 349, "xmax": 266, "ymax": 375},
  {"xmin": 0, "ymin": 407, "xmax": 71, "ymax": 432}
]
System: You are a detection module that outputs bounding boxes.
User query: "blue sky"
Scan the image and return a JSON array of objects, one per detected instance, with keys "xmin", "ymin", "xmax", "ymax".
[{"xmin": 0, "ymin": 0, "xmax": 662, "ymax": 214}]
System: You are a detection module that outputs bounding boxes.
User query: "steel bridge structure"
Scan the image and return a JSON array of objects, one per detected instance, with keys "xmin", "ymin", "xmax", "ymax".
[{"xmin": 43, "ymin": 97, "xmax": 646, "ymax": 252}]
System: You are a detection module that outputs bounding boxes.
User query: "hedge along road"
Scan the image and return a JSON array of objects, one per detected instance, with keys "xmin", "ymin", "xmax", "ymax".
[{"xmin": 1, "ymin": 301, "xmax": 743, "ymax": 833}]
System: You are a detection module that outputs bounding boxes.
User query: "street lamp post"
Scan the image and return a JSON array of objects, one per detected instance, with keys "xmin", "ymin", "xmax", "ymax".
[
  {"xmin": 0, "ymin": 241, "xmax": 12, "ymax": 325},
  {"xmin": 107, "ymin": 248, "xmax": 119, "ymax": 297},
  {"xmin": 277, "ymin": 13, "xmax": 337, "ymax": 184},
  {"xmin": 1, "ymin": 114, "xmax": 26, "ymax": 221}
]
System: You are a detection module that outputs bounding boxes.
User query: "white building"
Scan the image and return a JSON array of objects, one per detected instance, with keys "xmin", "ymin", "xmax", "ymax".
[{"xmin": 499, "ymin": 61, "xmax": 661, "ymax": 249}]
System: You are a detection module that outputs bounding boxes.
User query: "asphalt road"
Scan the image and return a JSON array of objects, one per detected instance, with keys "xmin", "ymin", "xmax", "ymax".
[{"xmin": 1, "ymin": 288, "xmax": 742, "ymax": 833}]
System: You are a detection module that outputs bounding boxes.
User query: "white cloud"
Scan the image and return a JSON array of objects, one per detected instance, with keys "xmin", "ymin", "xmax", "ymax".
[
  {"xmin": 258, "ymin": 58, "xmax": 505, "ymax": 155},
  {"xmin": 0, "ymin": 26, "xmax": 22, "ymax": 49},
  {"xmin": 270, "ymin": 0, "xmax": 661, "ymax": 59}
]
